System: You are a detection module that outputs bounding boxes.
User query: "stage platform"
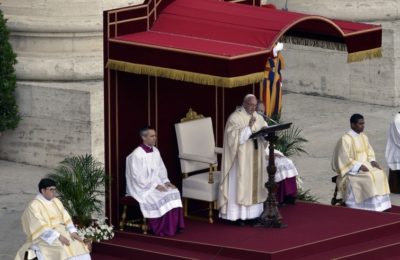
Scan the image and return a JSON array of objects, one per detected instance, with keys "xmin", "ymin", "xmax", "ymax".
[{"xmin": 92, "ymin": 202, "xmax": 400, "ymax": 259}]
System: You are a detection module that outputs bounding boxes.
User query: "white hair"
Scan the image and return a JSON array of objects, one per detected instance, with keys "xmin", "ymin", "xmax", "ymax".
[{"xmin": 243, "ymin": 94, "xmax": 256, "ymax": 103}]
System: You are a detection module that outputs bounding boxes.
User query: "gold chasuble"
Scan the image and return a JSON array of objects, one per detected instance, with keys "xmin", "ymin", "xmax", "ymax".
[
  {"xmin": 332, "ymin": 131, "xmax": 390, "ymax": 204},
  {"xmin": 15, "ymin": 195, "xmax": 89, "ymax": 260},
  {"xmin": 218, "ymin": 107, "xmax": 268, "ymax": 216}
]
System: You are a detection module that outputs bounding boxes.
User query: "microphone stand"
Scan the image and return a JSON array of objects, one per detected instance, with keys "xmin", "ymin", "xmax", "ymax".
[{"xmin": 258, "ymin": 112, "xmax": 279, "ymax": 125}]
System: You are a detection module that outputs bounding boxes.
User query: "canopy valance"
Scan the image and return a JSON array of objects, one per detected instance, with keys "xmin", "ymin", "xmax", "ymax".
[{"xmin": 105, "ymin": 0, "xmax": 382, "ymax": 87}]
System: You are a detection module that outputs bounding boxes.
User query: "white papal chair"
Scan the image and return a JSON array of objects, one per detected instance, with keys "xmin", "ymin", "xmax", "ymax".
[{"xmin": 175, "ymin": 109, "xmax": 222, "ymax": 223}]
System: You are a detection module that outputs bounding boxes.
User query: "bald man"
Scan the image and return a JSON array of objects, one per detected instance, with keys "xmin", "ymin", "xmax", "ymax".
[{"xmin": 218, "ymin": 94, "xmax": 268, "ymax": 225}]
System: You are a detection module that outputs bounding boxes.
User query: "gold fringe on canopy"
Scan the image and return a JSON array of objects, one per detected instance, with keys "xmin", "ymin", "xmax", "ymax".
[
  {"xmin": 281, "ymin": 35, "xmax": 347, "ymax": 52},
  {"xmin": 106, "ymin": 59, "xmax": 265, "ymax": 88},
  {"xmin": 347, "ymin": 47, "xmax": 382, "ymax": 63},
  {"xmin": 281, "ymin": 36, "xmax": 382, "ymax": 63}
]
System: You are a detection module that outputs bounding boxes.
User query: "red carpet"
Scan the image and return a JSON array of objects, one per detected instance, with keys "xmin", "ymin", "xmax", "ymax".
[{"xmin": 93, "ymin": 203, "xmax": 400, "ymax": 259}]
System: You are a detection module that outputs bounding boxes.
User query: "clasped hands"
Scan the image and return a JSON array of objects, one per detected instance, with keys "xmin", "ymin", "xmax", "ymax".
[
  {"xmin": 359, "ymin": 161, "xmax": 381, "ymax": 172},
  {"xmin": 156, "ymin": 182, "xmax": 177, "ymax": 192}
]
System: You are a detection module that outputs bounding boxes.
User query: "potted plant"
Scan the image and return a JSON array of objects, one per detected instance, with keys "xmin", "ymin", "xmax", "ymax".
[
  {"xmin": 47, "ymin": 154, "xmax": 108, "ymax": 227},
  {"xmin": 270, "ymin": 115, "xmax": 318, "ymax": 202},
  {"xmin": 0, "ymin": 9, "xmax": 20, "ymax": 134}
]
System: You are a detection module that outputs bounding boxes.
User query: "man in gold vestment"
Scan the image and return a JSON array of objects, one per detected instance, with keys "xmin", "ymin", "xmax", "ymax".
[
  {"xmin": 218, "ymin": 94, "xmax": 268, "ymax": 224},
  {"xmin": 332, "ymin": 114, "xmax": 391, "ymax": 211},
  {"xmin": 15, "ymin": 178, "xmax": 90, "ymax": 260}
]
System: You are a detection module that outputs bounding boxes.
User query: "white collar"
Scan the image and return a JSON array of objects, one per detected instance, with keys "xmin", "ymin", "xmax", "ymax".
[
  {"xmin": 36, "ymin": 193, "xmax": 53, "ymax": 204},
  {"xmin": 348, "ymin": 129, "xmax": 361, "ymax": 137}
]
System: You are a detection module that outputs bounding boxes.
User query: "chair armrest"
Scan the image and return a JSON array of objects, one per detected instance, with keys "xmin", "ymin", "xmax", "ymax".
[
  {"xmin": 179, "ymin": 153, "xmax": 217, "ymax": 164},
  {"xmin": 214, "ymin": 147, "xmax": 223, "ymax": 154}
]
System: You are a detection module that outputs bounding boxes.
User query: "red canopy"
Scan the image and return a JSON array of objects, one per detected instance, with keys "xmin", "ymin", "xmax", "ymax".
[{"xmin": 106, "ymin": 0, "xmax": 382, "ymax": 87}]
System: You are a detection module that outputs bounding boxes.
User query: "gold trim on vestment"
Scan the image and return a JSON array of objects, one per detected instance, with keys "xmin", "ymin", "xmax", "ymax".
[
  {"xmin": 31, "ymin": 224, "xmax": 50, "ymax": 241},
  {"xmin": 106, "ymin": 59, "xmax": 265, "ymax": 88},
  {"xmin": 338, "ymin": 160, "xmax": 354, "ymax": 175}
]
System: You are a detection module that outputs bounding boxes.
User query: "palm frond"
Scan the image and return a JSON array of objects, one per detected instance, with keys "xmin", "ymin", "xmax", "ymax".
[
  {"xmin": 47, "ymin": 154, "xmax": 107, "ymax": 227},
  {"xmin": 275, "ymin": 125, "xmax": 308, "ymax": 157},
  {"xmin": 297, "ymin": 188, "xmax": 319, "ymax": 203}
]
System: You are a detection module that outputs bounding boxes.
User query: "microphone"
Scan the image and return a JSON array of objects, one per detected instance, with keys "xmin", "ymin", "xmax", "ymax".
[
  {"xmin": 257, "ymin": 111, "xmax": 279, "ymax": 125},
  {"xmin": 250, "ymin": 114, "xmax": 258, "ymax": 150}
]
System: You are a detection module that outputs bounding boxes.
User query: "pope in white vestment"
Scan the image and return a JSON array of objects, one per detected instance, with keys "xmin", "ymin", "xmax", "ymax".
[
  {"xmin": 385, "ymin": 113, "xmax": 400, "ymax": 193},
  {"xmin": 15, "ymin": 178, "xmax": 90, "ymax": 260},
  {"xmin": 218, "ymin": 94, "xmax": 268, "ymax": 222},
  {"xmin": 126, "ymin": 127, "xmax": 184, "ymax": 236},
  {"xmin": 332, "ymin": 114, "xmax": 391, "ymax": 212}
]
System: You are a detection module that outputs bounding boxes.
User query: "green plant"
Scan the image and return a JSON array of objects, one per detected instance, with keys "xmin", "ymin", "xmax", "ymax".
[
  {"xmin": 275, "ymin": 126, "xmax": 308, "ymax": 157},
  {"xmin": 296, "ymin": 176, "xmax": 318, "ymax": 202},
  {"xmin": 47, "ymin": 154, "xmax": 107, "ymax": 227},
  {"xmin": 297, "ymin": 188, "xmax": 319, "ymax": 202},
  {"xmin": 266, "ymin": 114, "xmax": 308, "ymax": 157},
  {"xmin": 269, "ymin": 115, "xmax": 315, "ymax": 201},
  {"xmin": 0, "ymin": 9, "xmax": 20, "ymax": 132}
]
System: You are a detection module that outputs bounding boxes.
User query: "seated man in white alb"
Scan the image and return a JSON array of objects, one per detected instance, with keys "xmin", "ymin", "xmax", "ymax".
[
  {"xmin": 332, "ymin": 114, "xmax": 391, "ymax": 211},
  {"xmin": 256, "ymin": 100, "xmax": 298, "ymax": 205},
  {"xmin": 15, "ymin": 178, "xmax": 91, "ymax": 260},
  {"xmin": 126, "ymin": 126, "xmax": 184, "ymax": 236}
]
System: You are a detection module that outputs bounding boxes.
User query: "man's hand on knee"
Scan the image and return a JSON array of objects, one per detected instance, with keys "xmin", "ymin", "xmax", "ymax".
[
  {"xmin": 164, "ymin": 182, "xmax": 177, "ymax": 189},
  {"xmin": 71, "ymin": 232, "xmax": 82, "ymax": 242},
  {"xmin": 359, "ymin": 165, "xmax": 369, "ymax": 172},
  {"xmin": 156, "ymin": 185, "xmax": 168, "ymax": 192},
  {"xmin": 59, "ymin": 235, "xmax": 70, "ymax": 246},
  {"xmin": 371, "ymin": 161, "xmax": 381, "ymax": 170}
]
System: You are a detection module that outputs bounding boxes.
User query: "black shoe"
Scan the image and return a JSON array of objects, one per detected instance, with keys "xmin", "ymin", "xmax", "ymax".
[
  {"xmin": 235, "ymin": 220, "xmax": 246, "ymax": 226},
  {"xmin": 245, "ymin": 218, "xmax": 258, "ymax": 225}
]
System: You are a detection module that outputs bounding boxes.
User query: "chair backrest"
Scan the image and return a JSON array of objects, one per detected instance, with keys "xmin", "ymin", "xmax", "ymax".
[{"xmin": 175, "ymin": 117, "xmax": 216, "ymax": 174}]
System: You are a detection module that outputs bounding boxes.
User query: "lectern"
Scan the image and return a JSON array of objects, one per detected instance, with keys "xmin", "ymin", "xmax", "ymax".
[{"xmin": 250, "ymin": 122, "xmax": 292, "ymax": 228}]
